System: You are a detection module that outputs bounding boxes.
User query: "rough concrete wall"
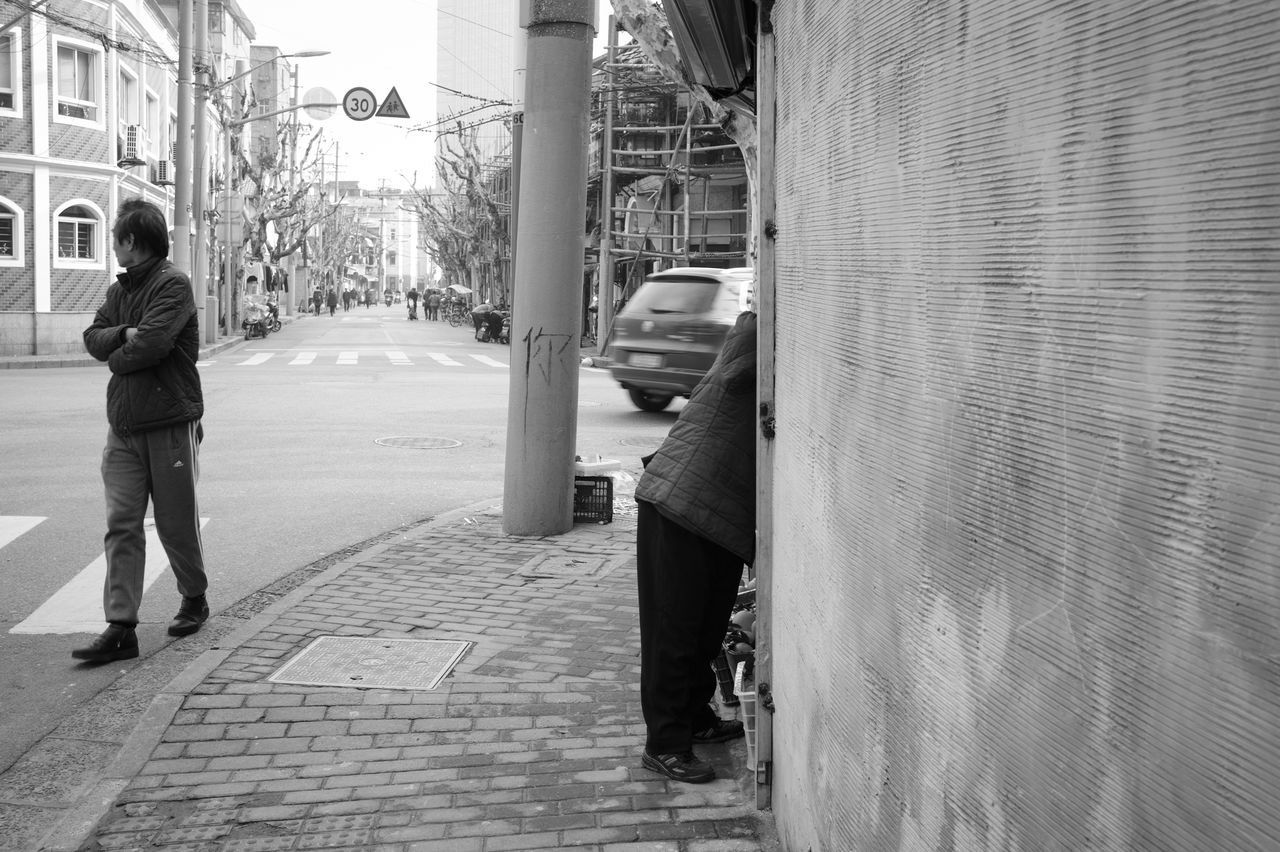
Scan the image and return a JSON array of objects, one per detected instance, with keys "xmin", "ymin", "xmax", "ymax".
[{"xmin": 767, "ymin": 1, "xmax": 1280, "ymax": 850}]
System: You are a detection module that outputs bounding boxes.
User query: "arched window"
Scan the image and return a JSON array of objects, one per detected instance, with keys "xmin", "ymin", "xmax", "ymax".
[
  {"xmin": 0, "ymin": 196, "xmax": 21, "ymax": 266},
  {"xmin": 54, "ymin": 201, "xmax": 104, "ymax": 267}
]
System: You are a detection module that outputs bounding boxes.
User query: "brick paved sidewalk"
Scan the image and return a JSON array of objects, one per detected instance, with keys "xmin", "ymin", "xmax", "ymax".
[{"xmin": 68, "ymin": 502, "xmax": 774, "ymax": 852}]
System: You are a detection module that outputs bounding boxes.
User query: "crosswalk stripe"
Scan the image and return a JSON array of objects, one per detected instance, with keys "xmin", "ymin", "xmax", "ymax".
[
  {"xmin": 225, "ymin": 351, "xmax": 513, "ymax": 367},
  {"xmin": 0, "ymin": 516, "xmax": 44, "ymax": 549},
  {"xmin": 10, "ymin": 517, "xmax": 212, "ymax": 635},
  {"xmin": 427, "ymin": 353, "xmax": 463, "ymax": 367}
]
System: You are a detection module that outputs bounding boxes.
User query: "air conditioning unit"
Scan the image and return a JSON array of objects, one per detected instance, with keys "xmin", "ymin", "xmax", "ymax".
[
  {"xmin": 119, "ymin": 124, "xmax": 147, "ymax": 167},
  {"xmin": 153, "ymin": 159, "xmax": 174, "ymax": 186}
]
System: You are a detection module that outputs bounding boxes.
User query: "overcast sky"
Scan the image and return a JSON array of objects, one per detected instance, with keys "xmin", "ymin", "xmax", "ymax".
[
  {"xmin": 242, "ymin": 1, "xmax": 611, "ymax": 192},
  {"xmin": 242, "ymin": 0, "xmax": 441, "ymax": 192}
]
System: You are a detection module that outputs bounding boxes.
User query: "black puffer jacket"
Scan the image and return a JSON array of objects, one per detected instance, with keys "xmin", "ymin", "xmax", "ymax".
[
  {"xmin": 83, "ymin": 257, "xmax": 203, "ymax": 437},
  {"xmin": 635, "ymin": 311, "xmax": 757, "ymax": 563}
]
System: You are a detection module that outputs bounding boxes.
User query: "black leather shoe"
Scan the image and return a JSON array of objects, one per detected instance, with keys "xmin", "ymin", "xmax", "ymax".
[
  {"xmin": 167, "ymin": 594, "xmax": 209, "ymax": 637},
  {"xmin": 692, "ymin": 717, "xmax": 745, "ymax": 744},
  {"xmin": 72, "ymin": 624, "xmax": 139, "ymax": 663},
  {"xmin": 642, "ymin": 750, "xmax": 715, "ymax": 783}
]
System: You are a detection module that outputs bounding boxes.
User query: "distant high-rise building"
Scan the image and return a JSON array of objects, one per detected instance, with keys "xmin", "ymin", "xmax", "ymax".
[{"xmin": 435, "ymin": 0, "xmax": 516, "ymax": 163}]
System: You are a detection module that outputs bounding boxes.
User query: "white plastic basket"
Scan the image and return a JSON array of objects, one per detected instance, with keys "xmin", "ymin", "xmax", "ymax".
[{"xmin": 733, "ymin": 660, "xmax": 757, "ymax": 771}]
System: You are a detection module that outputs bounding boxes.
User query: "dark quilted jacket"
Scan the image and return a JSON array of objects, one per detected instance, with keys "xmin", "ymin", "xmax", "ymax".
[
  {"xmin": 635, "ymin": 311, "xmax": 757, "ymax": 562},
  {"xmin": 83, "ymin": 257, "xmax": 204, "ymax": 437}
]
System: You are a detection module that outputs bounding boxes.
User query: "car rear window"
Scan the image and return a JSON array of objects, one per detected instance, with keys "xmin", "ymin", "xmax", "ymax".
[{"xmin": 627, "ymin": 277, "xmax": 723, "ymax": 314}]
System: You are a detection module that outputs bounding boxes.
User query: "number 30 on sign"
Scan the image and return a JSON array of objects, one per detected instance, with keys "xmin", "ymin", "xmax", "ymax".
[{"xmin": 343, "ymin": 87, "xmax": 377, "ymax": 121}]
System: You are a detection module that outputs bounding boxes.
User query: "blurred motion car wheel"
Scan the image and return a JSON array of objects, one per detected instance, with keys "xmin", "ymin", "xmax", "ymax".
[{"xmin": 628, "ymin": 388, "xmax": 675, "ymax": 412}]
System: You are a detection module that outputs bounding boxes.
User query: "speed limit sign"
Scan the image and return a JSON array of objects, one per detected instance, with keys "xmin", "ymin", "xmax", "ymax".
[{"xmin": 343, "ymin": 87, "xmax": 377, "ymax": 121}]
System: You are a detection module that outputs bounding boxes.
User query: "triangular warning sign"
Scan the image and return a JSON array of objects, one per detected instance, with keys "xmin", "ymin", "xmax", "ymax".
[{"xmin": 376, "ymin": 87, "xmax": 410, "ymax": 119}]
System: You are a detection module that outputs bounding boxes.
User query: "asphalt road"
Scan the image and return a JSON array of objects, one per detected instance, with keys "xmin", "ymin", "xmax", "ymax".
[{"xmin": 0, "ymin": 302, "xmax": 681, "ymax": 778}]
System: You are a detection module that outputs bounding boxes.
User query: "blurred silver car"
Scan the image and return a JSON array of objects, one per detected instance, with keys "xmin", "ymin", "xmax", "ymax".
[{"xmin": 607, "ymin": 266, "xmax": 753, "ymax": 411}]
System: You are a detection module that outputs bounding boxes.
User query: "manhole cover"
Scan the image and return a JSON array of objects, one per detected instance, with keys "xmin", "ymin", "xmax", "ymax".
[
  {"xmin": 516, "ymin": 552, "xmax": 631, "ymax": 578},
  {"xmin": 375, "ymin": 436, "xmax": 462, "ymax": 450},
  {"xmin": 268, "ymin": 636, "xmax": 471, "ymax": 690},
  {"xmin": 618, "ymin": 436, "xmax": 663, "ymax": 448}
]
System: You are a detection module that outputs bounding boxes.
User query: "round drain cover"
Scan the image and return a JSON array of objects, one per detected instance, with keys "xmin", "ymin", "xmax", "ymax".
[
  {"xmin": 618, "ymin": 436, "xmax": 663, "ymax": 448},
  {"xmin": 375, "ymin": 436, "xmax": 463, "ymax": 450}
]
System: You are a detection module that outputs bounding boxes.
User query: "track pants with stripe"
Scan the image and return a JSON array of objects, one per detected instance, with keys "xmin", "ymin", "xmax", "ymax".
[{"xmin": 100, "ymin": 421, "xmax": 207, "ymax": 626}]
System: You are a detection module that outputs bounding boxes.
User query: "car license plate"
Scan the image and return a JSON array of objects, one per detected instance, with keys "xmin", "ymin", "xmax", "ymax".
[{"xmin": 630, "ymin": 353, "xmax": 664, "ymax": 368}]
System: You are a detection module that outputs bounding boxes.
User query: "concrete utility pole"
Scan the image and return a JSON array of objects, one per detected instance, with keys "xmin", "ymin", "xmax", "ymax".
[
  {"xmin": 510, "ymin": 26, "xmax": 525, "ymax": 297},
  {"xmin": 192, "ymin": 0, "xmax": 215, "ymax": 343},
  {"xmin": 503, "ymin": 0, "xmax": 598, "ymax": 536},
  {"xmin": 597, "ymin": 17, "xmax": 617, "ymax": 354},
  {"xmin": 173, "ymin": 0, "xmax": 194, "ymax": 281}
]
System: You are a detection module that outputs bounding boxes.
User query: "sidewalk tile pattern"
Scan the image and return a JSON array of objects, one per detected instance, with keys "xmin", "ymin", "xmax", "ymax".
[{"xmin": 80, "ymin": 507, "xmax": 767, "ymax": 851}]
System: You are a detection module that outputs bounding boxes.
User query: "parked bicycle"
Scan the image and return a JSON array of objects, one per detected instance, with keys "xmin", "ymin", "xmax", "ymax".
[{"xmin": 445, "ymin": 301, "xmax": 470, "ymax": 327}]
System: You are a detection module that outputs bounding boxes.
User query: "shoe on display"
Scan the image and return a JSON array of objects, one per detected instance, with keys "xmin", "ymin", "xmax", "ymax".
[
  {"xmin": 642, "ymin": 750, "xmax": 716, "ymax": 784},
  {"xmin": 71, "ymin": 623, "xmax": 139, "ymax": 663},
  {"xmin": 692, "ymin": 717, "xmax": 745, "ymax": 744},
  {"xmin": 167, "ymin": 594, "xmax": 209, "ymax": 637}
]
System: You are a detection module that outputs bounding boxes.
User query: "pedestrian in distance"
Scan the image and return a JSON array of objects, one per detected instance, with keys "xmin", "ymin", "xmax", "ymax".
[
  {"xmin": 75, "ymin": 197, "xmax": 210, "ymax": 663},
  {"xmin": 326, "ymin": 288, "xmax": 338, "ymax": 317},
  {"xmin": 471, "ymin": 300, "xmax": 495, "ymax": 338},
  {"xmin": 407, "ymin": 287, "xmax": 419, "ymax": 321},
  {"xmin": 427, "ymin": 290, "xmax": 441, "ymax": 321},
  {"xmin": 634, "ymin": 309, "xmax": 757, "ymax": 783},
  {"xmin": 311, "ymin": 287, "xmax": 322, "ymax": 316}
]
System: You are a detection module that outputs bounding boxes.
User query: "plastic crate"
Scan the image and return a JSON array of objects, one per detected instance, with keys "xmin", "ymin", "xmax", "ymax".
[
  {"xmin": 572, "ymin": 475, "xmax": 613, "ymax": 523},
  {"xmin": 733, "ymin": 660, "xmax": 757, "ymax": 771}
]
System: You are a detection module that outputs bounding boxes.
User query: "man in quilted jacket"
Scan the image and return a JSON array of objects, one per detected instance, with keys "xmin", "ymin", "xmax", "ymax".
[
  {"xmin": 634, "ymin": 309, "xmax": 757, "ymax": 783},
  {"xmin": 74, "ymin": 198, "xmax": 210, "ymax": 663}
]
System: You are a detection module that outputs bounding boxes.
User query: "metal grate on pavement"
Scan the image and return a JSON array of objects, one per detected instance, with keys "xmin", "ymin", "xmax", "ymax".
[{"xmin": 267, "ymin": 636, "xmax": 471, "ymax": 690}]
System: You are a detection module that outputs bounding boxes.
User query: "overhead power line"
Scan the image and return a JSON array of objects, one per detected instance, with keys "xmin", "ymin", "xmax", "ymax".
[{"xmin": 4, "ymin": 0, "xmax": 175, "ymax": 66}]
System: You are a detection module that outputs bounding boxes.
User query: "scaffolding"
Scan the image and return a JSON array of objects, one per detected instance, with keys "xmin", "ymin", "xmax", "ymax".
[{"xmin": 591, "ymin": 41, "xmax": 751, "ymax": 309}]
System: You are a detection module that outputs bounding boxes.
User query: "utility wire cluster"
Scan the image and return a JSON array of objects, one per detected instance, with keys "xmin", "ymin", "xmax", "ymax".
[{"xmin": 3, "ymin": 0, "xmax": 176, "ymax": 67}]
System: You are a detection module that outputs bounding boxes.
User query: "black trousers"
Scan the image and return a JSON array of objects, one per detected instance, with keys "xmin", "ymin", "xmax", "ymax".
[{"xmin": 636, "ymin": 499, "xmax": 743, "ymax": 754}]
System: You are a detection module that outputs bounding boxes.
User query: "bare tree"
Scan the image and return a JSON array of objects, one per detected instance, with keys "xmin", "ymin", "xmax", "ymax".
[
  {"xmin": 407, "ymin": 125, "xmax": 509, "ymax": 300},
  {"xmin": 227, "ymin": 110, "xmax": 335, "ymax": 267}
]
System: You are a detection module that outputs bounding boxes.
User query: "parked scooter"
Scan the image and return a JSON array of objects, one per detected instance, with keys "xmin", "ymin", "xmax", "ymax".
[
  {"xmin": 242, "ymin": 296, "xmax": 272, "ymax": 339},
  {"xmin": 242, "ymin": 311, "xmax": 270, "ymax": 340},
  {"xmin": 470, "ymin": 304, "xmax": 510, "ymax": 344}
]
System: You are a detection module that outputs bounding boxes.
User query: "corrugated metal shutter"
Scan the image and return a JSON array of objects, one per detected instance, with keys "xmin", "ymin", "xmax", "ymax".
[{"xmin": 766, "ymin": 1, "xmax": 1280, "ymax": 850}]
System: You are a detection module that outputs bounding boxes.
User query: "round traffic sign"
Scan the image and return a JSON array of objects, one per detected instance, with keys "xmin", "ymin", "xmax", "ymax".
[
  {"xmin": 304, "ymin": 87, "xmax": 338, "ymax": 120},
  {"xmin": 343, "ymin": 87, "xmax": 377, "ymax": 122}
]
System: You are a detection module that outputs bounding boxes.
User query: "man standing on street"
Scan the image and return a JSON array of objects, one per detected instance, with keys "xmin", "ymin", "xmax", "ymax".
[
  {"xmin": 634, "ymin": 310, "xmax": 757, "ymax": 783},
  {"xmin": 75, "ymin": 198, "xmax": 210, "ymax": 663}
]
